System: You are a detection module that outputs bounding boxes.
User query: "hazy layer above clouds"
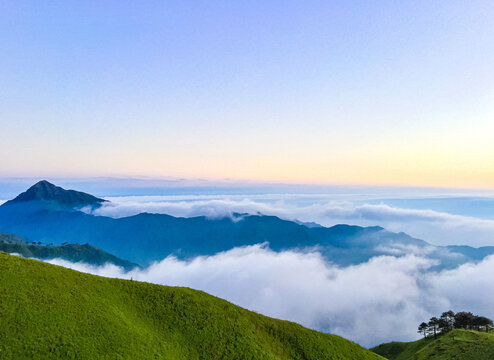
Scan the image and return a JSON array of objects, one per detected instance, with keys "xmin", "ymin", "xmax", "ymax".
[
  {"xmin": 47, "ymin": 245, "xmax": 494, "ymax": 347},
  {"xmin": 84, "ymin": 194, "xmax": 494, "ymax": 247}
]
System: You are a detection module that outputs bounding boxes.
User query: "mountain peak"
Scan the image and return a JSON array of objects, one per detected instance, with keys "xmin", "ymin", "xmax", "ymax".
[
  {"xmin": 29, "ymin": 180, "xmax": 60, "ymax": 193},
  {"xmin": 3, "ymin": 180, "xmax": 106, "ymax": 208}
]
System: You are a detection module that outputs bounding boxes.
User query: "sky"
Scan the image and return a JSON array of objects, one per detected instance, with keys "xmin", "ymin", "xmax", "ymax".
[
  {"xmin": 5, "ymin": 3, "xmax": 494, "ymax": 348},
  {"xmin": 1, "ymin": 1, "xmax": 494, "ymax": 187}
]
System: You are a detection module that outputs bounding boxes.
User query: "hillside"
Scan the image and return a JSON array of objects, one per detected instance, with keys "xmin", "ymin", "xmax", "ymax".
[
  {"xmin": 0, "ymin": 240, "xmax": 138, "ymax": 271},
  {"xmin": 372, "ymin": 329, "xmax": 494, "ymax": 360},
  {"xmin": 0, "ymin": 252, "xmax": 383, "ymax": 359}
]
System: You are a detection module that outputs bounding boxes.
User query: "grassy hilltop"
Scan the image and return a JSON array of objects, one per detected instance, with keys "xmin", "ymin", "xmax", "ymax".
[
  {"xmin": 372, "ymin": 329, "xmax": 494, "ymax": 360},
  {"xmin": 0, "ymin": 252, "xmax": 383, "ymax": 359}
]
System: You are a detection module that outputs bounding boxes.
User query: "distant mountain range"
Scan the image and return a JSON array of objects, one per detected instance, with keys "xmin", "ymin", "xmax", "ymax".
[{"xmin": 1, "ymin": 180, "xmax": 493, "ymax": 268}]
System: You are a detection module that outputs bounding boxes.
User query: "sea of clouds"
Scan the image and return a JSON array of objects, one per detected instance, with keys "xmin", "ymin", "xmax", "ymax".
[
  {"xmin": 47, "ymin": 244, "xmax": 494, "ymax": 347},
  {"xmin": 52, "ymin": 193, "xmax": 494, "ymax": 347}
]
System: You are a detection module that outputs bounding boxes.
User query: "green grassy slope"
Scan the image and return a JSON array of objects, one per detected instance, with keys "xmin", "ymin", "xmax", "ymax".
[
  {"xmin": 0, "ymin": 252, "xmax": 383, "ymax": 360},
  {"xmin": 372, "ymin": 329, "xmax": 494, "ymax": 360}
]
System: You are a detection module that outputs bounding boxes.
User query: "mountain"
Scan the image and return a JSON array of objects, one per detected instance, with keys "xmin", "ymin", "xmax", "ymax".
[
  {"xmin": 1, "ymin": 181, "xmax": 493, "ymax": 267},
  {"xmin": 372, "ymin": 329, "xmax": 494, "ymax": 360},
  {"xmin": 2, "ymin": 180, "xmax": 106, "ymax": 209},
  {"xmin": 0, "ymin": 202, "xmax": 418, "ymax": 266},
  {"xmin": 0, "ymin": 234, "xmax": 138, "ymax": 271},
  {"xmin": 0, "ymin": 232, "xmax": 27, "ymax": 244},
  {"xmin": 0, "ymin": 252, "xmax": 384, "ymax": 359}
]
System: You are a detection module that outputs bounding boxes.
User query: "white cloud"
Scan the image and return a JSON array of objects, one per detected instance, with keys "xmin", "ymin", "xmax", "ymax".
[
  {"xmin": 426, "ymin": 257, "xmax": 494, "ymax": 317},
  {"xmin": 46, "ymin": 259, "xmax": 126, "ymax": 278},
  {"xmin": 47, "ymin": 245, "xmax": 494, "ymax": 347},
  {"xmin": 346, "ymin": 204, "xmax": 494, "ymax": 247}
]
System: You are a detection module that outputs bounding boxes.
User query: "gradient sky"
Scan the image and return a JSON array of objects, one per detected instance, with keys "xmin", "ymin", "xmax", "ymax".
[{"xmin": 1, "ymin": 1, "xmax": 494, "ymax": 188}]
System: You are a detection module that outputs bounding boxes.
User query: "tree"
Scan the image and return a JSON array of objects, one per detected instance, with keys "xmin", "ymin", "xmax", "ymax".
[
  {"xmin": 428, "ymin": 317, "xmax": 440, "ymax": 338},
  {"xmin": 418, "ymin": 322, "xmax": 428, "ymax": 338},
  {"xmin": 474, "ymin": 316, "xmax": 493, "ymax": 332},
  {"xmin": 437, "ymin": 317, "xmax": 450, "ymax": 334},
  {"xmin": 454, "ymin": 312, "xmax": 475, "ymax": 330},
  {"xmin": 439, "ymin": 310, "xmax": 455, "ymax": 333},
  {"xmin": 418, "ymin": 311, "xmax": 493, "ymax": 338}
]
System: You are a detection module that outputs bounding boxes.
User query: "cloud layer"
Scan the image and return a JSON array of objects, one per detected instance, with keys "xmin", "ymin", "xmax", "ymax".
[
  {"xmin": 47, "ymin": 245, "xmax": 494, "ymax": 347},
  {"xmin": 83, "ymin": 195, "xmax": 494, "ymax": 246}
]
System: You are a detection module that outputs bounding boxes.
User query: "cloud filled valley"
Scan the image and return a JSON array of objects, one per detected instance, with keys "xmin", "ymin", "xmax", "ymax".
[{"xmin": 47, "ymin": 244, "xmax": 494, "ymax": 347}]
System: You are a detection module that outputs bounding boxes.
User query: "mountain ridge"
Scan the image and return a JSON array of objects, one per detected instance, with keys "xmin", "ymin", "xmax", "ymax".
[{"xmin": 1, "ymin": 181, "xmax": 493, "ymax": 269}]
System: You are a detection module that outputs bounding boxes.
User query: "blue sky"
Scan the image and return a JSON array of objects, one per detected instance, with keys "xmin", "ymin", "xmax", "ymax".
[{"xmin": 2, "ymin": 1, "xmax": 494, "ymax": 187}]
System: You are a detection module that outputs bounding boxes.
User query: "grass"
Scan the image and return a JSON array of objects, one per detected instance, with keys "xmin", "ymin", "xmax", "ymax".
[
  {"xmin": 0, "ymin": 252, "xmax": 383, "ymax": 359},
  {"xmin": 372, "ymin": 329, "xmax": 494, "ymax": 360}
]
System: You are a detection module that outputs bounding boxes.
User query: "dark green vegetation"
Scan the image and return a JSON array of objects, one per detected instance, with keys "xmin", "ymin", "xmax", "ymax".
[
  {"xmin": 0, "ymin": 252, "xmax": 383, "ymax": 359},
  {"xmin": 418, "ymin": 311, "xmax": 492, "ymax": 339},
  {"xmin": 3, "ymin": 180, "xmax": 106, "ymax": 209},
  {"xmin": 372, "ymin": 329, "xmax": 494, "ymax": 360},
  {"xmin": 0, "ymin": 232, "xmax": 26, "ymax": 244},
  {"xmin": 0, "ymin": 235, "xmax": 137, "ymax": 271},
  {"xmin": 2, "ymin": 181, "xmax": 494, "ymax": 268}
]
